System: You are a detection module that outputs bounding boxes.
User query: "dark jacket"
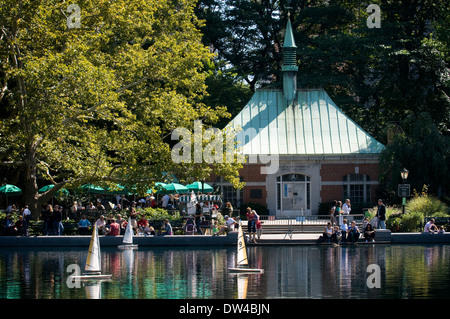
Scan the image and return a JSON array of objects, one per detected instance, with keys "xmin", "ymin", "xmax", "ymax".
[{"xmin": 377, "ymin": 204, "xmax": 386, "ymax": 221}]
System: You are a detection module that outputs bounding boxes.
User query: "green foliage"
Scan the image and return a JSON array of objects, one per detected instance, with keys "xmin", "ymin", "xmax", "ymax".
[
  {"xmin": 406, "ymin": 186, "xmax": 449, "ymax": 218},
  {"xmin": 367, "ymin": 205, "xmax": 401, "ymax": 221},
  {"xmin": 197, "ymin": 0, "xmax": 450, "ymax": 139},
  {"xmin": 0, "ymin": 0, "xmax": 243, "ymax": 217},
  {"xmin": 379, "ymin": 113, "xmax": 450, "ymax": 202},
  {"xmin": 381, "ymin": 187, "xmax": 450, "ymax": 232},
  {"xmin": 137, "ymin": 207, "xmax": 181, "ymax": 225}
]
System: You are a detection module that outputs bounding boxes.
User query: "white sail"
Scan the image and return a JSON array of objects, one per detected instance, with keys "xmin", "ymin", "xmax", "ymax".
[
  {"xmin": 236, "ymin": 222, "xmax": 248, "ymax": 267},
  {"xmin": 122, "ymin": 217, "xmax": 134, "ymax": 245},
  {"xmin": 85, "ymin": 225, "xmax": 101, "ymax": 272}
]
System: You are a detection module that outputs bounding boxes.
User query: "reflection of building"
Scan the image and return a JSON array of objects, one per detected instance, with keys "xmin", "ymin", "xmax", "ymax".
[{"xmin": 213, "ymin": 19, "xmax": 384, "ymax": 215}]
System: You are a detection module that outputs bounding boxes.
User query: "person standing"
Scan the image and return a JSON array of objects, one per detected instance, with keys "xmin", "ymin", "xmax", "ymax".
[
  {"xmin": 53, "ymin": 205, "xmax": 64, "ymax": 236},
  {"xmin": 223, "ymin": 202, "xmax": 234, "ymax": 217},
  {"xmin": 336, "ymin": 201, "xmax": 342, "ymax": 226},
  {"xmin": 42, "ymin": 204, "xmax": 53, "ymax": 235},
  {"xmin": 194, "ymin": 203, "xmax": 203, "ymax": 235},
  {"xmin": 22, "ymin": 205, "xmax": 32, "ymax": 237},
  {"xmin": 376, "ymin": 199, "xmax": 386, "ymax": 229},
  {"xmin": 329, "ymin": 200, "xmax": 337, "ymax": 226},
  {"xmin": 161, "ymin": 194, "xmax": 170, "ymax": 208},
  {"xmin": 70, "ymin": 201, "xmax": 78, "ymax": 220},
  {"xmin": 342, "ymin": 199, "xmax": 352, "ymax": 224},
  {"xmin": 246, "ymin": 207, "xmax": 257, "ymax": 243},
  {"xmin": 343, "ymin": 199, "xmax": 351, "ymax": 215}
]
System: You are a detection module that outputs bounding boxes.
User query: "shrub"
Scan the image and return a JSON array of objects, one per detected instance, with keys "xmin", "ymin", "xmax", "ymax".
[
  {"xmin": 399, "ymin": 211, "xmax": 424, "ymax": 232},
  {"xmin": 366, "ymin": 205, "xmax": 401, "ymax": 221},
  {"xmin": 406, "ymin": 195, "xmax": 448, "ymax": 218},
  {"xmin": 137, "ymin": 207, "xmax": 181, "ymax": 226}
]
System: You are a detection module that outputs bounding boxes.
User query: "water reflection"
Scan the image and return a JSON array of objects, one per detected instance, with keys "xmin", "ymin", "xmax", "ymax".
[{"xmin": 0, "ymin": 245, "xmax": 449, "ymax": 299}]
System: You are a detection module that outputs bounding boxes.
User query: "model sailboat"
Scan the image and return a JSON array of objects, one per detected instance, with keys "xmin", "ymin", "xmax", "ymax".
[
  {"xmin": 72, "ymin": 225, "xmax": 112, "ymax": 280},
  {"xmin": 228, "ymin": 221, "xmax": 264, "ymax": 273},
  {"xmin": 118, "ymin": 217, "xmax": 138, "ymax": 249}
]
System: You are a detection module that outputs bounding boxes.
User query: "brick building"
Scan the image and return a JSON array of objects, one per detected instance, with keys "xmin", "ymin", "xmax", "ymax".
[{"xmin": 211, "ymin": 19, "xmax": 384, "ymax": 216}]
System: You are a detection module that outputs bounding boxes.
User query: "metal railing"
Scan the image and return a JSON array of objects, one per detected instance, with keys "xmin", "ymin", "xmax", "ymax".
[{"xmin": 244, "ymin": 214, "xmax": 366, "ymax": 237}]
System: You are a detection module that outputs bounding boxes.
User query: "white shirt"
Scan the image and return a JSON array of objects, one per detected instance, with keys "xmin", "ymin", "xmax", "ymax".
[
  {"xmin": 225, "ymin": 218, "xmax": 236, "ymax": 230},
  {"xmin": 96, "ymin": 219, "xmax": 106, "ymax": 228},
  {"xmin": 23, "ymin": 208, "xmax": 31, "ymax": 217},
  {"xmin": 343, "ymin": 203, "xmax": 351, "ymax": 214},
  {"xmin": 162, "ymin": 194, "xmax": 170, "ymax": 207}
]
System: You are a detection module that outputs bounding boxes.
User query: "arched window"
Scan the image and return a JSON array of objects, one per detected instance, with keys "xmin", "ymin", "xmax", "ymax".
[{"xmin": 276, "ymin": 174, "xmax": 311, "ymax": 213}]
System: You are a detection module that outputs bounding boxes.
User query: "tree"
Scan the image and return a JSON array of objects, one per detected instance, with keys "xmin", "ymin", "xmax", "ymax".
[
  {"xmin": 0, "ymin": 0, "xmax": 242, "ymax": 218},
  {"xmin": 196, "ymin": 0, "xmax": 450, "ymax": 141},
  {"xmin": 379, "ymin": 112, "xmax": 450, "ymax": 203}
]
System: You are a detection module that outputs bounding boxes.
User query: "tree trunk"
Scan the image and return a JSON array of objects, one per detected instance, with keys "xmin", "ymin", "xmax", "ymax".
[{"xmin": 23, "ymin": 137, "xmax": 42, "ymax": 220}]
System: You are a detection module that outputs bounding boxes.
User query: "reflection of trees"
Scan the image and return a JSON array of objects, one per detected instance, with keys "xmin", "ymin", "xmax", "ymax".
[
  {"xmin": 0, "ymin": 249, "xmax": 87, "ymax": 298},
  {"xmin": 102, "ymin": 247, "xmax": 233, "ymax": 298},
  {"xmin": 385, "ymin": 245, "xmax": 450, "ymax": 298},
  {"xmin": 2, "ymin": 245, "xmax": 450, "ymax": 298}
]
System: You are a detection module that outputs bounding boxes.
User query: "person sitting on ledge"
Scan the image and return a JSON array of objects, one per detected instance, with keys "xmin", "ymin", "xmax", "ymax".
[
  {"xmin": 78, "ymin": 215, "xmax": 91, "ymax": 235},
  {"xmin": 319, "ymin": 222, "xmax": 333, "ymax": 243},
  {"xmin": 331, "ymin": 226, "xmax": 341, "ymax": 244},
  {"xmin": 347, "ymin": 221, "xmax": 360, "ymax": 242},
  {"xmin": 215, "ymin": 215, "xmax": 236, "ymax": 236},
  {"xmin": 424, "ymin": 218, "xmax": 439, "ymax": 233},
  {"xmin": 364, "ymin": 223, "xmax": 376, "ymax": 242},
  {"xmin": 162, "ymin": 219, "xmax": 172, "ymax": 236},
  {"xmin": 107, "ymin": 218, "xmax": 120, "ymax": 236}
]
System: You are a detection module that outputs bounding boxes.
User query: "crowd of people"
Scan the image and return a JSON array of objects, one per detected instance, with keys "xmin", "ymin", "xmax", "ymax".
[
  {"xmin": 320, "ymin": 198, "xmax": 386, "ymax": 244},
  {"xmin": 3, "ymin": 197, "xmax": 447, "ymax": 240}
]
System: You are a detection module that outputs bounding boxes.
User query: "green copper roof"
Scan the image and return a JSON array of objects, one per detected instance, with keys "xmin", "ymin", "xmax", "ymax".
[
  {"xmin": 227, "ymin": 89, "xmax": 385, "ymax": 156},
  {"xmin": 283, "ymin": 19, "xmax": 297, "ymax": 48}
]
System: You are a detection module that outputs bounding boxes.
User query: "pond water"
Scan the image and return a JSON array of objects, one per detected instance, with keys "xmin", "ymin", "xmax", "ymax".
[{"xmin": 0, "ymin": 244, "xmax": 449, "ymax": 299}]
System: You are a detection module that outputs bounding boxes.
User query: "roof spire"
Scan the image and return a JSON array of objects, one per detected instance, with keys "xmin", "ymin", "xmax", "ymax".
[{"xmin": 282, "ymin": 13, "xmax": 298, "ymax": 103}]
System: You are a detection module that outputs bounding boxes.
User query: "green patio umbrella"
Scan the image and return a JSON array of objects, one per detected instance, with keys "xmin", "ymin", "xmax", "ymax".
[
  {"xmin": 0, "ymin": 184, "xmax": 22, "ymax": 207},
  {"xmin": 186, "ymin": 181, "xmax": 213, "ymax": 193},
  {"xmin": 38, "ymin": 184, "xmax": 69, "ymax": 195},
  {"xmin": 146, "ymin": 182, "xmax": 166, "ymax": 194},
  {"xmin": 0, "ymin": 184, "xmax": 22, "ymax": 196},
  {"xmin": 79, "ymin": 183, "xmax": 105, "ymax": 194},
  {"xmin": 156, "ymin": 183, "xmax": 188, "ymax": 195},
  {"xmin": 106, "ymin": 184, "xmax": 133, "ymax": 195}
]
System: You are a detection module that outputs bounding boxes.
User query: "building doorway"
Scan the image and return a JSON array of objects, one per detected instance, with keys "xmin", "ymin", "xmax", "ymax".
[{"xmin": 277, "ymin": 174, "xmax": 311, "ymax": 216}]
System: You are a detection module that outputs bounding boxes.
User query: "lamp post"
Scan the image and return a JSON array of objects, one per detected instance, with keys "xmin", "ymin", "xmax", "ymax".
[
  {"xmin": 400, "ymin": 168, "xmax": 409, "ymax": 214},
  {"xmin": 400, "ymin": 168, "xmax": 409, "ymax": 184}
]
